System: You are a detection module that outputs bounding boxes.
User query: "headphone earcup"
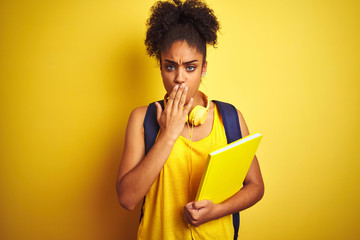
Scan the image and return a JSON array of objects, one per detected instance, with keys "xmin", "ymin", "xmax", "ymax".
[{"xmin": 188, "ymin": 106, "xmax": 208, "ymax": 126}]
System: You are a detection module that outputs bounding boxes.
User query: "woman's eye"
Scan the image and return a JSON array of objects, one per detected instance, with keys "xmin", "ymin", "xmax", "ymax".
[
  {"xmin": 186, "ymin": 66, "xmax": 195, "ymax": 71},
  {"xmin": 166, "ymin": 65, "xmax": 175, "ymax": 71}
]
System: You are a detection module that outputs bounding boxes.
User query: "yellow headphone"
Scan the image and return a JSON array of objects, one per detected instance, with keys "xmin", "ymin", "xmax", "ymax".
[{"xmin": 164, "ymin": 91, "xmax": 210, "ymax": 126}]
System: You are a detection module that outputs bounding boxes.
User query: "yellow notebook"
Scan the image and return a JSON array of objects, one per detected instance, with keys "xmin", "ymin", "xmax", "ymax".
[{"xmin": 195, "ymin": 132, "xmax": 263, "ymax": 204}]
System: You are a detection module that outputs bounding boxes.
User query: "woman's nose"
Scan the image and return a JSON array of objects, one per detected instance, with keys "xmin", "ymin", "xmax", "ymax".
[{"xmin": 175, "ymin": 69, "xmax": 185, "ymax": 84}]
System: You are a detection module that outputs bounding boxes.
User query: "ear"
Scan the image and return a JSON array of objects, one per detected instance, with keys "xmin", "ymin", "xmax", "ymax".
[{"xmin": 202, "ymin": 61, "xmax": 208, "ymax": 75}]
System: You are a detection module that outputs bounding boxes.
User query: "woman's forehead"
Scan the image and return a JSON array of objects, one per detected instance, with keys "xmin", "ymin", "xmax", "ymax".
[{"xmin": 161, "ymin": 41, "xmax": 203, "ymax": 62}]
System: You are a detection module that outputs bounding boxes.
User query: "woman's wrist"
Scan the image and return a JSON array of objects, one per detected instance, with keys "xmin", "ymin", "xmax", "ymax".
[
  {"xmin": 212, "ymin": 202, "xmax": 227, "ymax": 220},
  {"xmin": 158, "ymin": 130, "xmax": 178, "ymax": 145}
]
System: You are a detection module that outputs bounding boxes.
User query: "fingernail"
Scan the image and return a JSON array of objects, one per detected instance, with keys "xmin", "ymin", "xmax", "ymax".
[
  {"xmin": 174, "ymin": 85, "xmax": 179, "ymax": 90},
  {"xmin": 185, "ymin": 86, "xmax": 188, "ymax": 91}
]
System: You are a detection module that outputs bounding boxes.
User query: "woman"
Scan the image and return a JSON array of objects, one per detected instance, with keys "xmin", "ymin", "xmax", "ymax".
[{"xmin": 116, "ymin": 0, "xmax": 264, "ymax": 239}]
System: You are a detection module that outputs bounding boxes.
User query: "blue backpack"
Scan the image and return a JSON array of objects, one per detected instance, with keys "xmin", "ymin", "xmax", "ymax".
[{"xmin": 142, "ymin": 100, "xmax": 242, "ymax": 240}]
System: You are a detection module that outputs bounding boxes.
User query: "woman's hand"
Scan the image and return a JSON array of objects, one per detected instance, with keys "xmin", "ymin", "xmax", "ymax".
[
  {"xmin": 183, "ymin": 200, "xmax": 220, "ymax": 227},
  {"xmin": 155, "ymin": 83, "xmax": 193, "ymax": 141}
]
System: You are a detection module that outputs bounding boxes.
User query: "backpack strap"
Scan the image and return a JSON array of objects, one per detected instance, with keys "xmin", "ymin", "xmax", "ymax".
[
  {"xmin": 143, "ymin": 100, "xmax": 164, "ymax": 155},
  {"xmin": 139, "ymin": 100, "xmax": 164, "ymax": 223},
  {"xmin": 213, "ymin": 100, "xmax": 242, "ymax": 240},
  {"xmin": 212, "ymin": 100, "xmax": 242, "ymax": 143}
]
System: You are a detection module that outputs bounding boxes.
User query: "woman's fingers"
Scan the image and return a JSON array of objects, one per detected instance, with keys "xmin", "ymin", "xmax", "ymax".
[
  {"xmin": 172, "ymin": 84, "xmax": 185, "ymax": 109},
  {"xmin": 166, "ymin": 85, "xmax": 179, "ymax": 110},
  {"xmin": 184, "ymin": 203, "xmax": 194, "ymax": 223},
  {"xmin": 164, "ymin": 83, "xmax": 192, "ymax": 122},
  {"xmin": 178, "ymin": 85, "xmax": 188, "ymax": 109},
  {"xmin": 167, "ymin": 84, "xmax": 188, "ymax": 111},
  {"xmin": 183, "ymin": 97, "xmax": 193, "ymax": 115}
]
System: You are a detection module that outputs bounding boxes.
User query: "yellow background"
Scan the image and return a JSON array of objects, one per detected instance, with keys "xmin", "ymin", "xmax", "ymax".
[{"xmin": 1, "ymin": 0, "xmax": 359, "ymax": 239}]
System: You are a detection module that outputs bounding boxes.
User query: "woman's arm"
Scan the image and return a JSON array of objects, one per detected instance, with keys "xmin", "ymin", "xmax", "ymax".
[
  {"xmin": 184, "ymin": 109, "xmax": 264, "ymax": 226},
  {"xmin": 116, "ymin": 84, "xmax": 193, "ymax": 210}
]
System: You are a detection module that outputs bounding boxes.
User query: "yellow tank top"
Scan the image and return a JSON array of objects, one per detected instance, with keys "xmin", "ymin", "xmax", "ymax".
[{"xmin": 137, "ymin": 103, "xmax": 234, "ymax": 240}]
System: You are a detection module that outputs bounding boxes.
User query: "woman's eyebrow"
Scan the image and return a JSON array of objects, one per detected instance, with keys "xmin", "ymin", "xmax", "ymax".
[{"xmin": 164, "ymin": 59, "xmax": 199, "ymax": 65}]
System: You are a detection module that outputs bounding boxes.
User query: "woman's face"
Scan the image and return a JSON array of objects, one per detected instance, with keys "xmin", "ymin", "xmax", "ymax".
[{"xmin": 160, "ymin": 41, "xmax": 207, "ymax": 103}]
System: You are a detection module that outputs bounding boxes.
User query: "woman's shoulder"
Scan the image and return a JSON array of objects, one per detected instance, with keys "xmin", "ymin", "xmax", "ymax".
[
  {"xmin": 124, "ymin": 105, "xmax": 149, "ymax": 138},
  {"xmin": 131, "ymin": 105, "xmax": 148, "ymax": 115},
  {"xmin": 128, "ymin": 101, "xmax": 161, "ymax": 123},
  {"xmin": 128, "ymin": 105, "xmax": 148, "ymax": 123}
]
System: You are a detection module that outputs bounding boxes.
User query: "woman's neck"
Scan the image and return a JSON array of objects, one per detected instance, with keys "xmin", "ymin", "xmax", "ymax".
[{"xmin": 189, "ymin": 91, "xmax": 206, "ymax": 111}]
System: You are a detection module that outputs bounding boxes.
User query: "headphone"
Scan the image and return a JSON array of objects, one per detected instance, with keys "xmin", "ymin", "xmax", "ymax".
[{"xmin": 164, "ymin": 91, "xmax": 210, "ymax": 126}]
